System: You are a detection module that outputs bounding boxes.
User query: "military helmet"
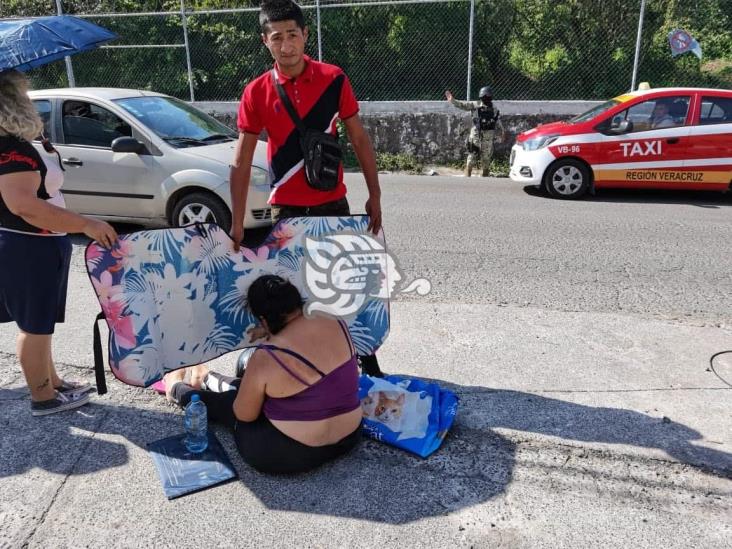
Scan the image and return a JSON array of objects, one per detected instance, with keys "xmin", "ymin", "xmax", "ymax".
[{"xmin": 478, "ymin": 86, "xmax": 493, "ymax": 99}]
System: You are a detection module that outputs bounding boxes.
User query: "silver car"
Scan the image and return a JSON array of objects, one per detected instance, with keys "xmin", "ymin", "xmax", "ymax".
[{"xmin": 28, "ymin": 88, "xmax": 271, "ymax": 230}]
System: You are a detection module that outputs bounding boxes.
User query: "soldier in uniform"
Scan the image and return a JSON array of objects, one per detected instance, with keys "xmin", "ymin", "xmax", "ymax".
[{"xmin": 445, "ymin": 86, "xmax": 504, "ymax": 177}]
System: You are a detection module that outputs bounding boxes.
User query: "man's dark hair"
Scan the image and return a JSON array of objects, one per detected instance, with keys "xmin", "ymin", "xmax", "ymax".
[
  {"xmin": 259, "ymin": 0, "xmax": 305, "ymax": 33},
  {"xmin": 247, "ymin": 274, "xmax": 304, "ymax": 334}
]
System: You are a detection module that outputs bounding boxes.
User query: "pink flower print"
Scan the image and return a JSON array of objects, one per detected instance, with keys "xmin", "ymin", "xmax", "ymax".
[
  {"xmin": 109, "ymin": 239, "xmax": 134, "ymax": 273},
  {"xmin": 86, "ymin": 244, "xmax": 105, "ymax": 271},
  {"xmin": 242, "ymin": 246, "xmax": 270, "ymax": 264},
  {"xmin": 101, "ymin": 298, "xmax": 123, "ymax": 320},
  {"xmin": 112, "ymin": 316, "xmax": 136, "ymax": 350},
  {"xmin": 102, "ymin": 299, "xmax": 136, "ymax": 350},
  {"xmin": 111, "ymin": 239, "xmax": 132, "ymax": 259},
  {"xmin": 270, "ymin": 225, "xmax": 295, "ymax": 250}
]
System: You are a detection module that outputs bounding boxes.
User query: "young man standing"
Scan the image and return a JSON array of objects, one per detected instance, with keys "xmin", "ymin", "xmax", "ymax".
[
  {"xmin": 230, "ymin": 0, "xmax": 383, "ymax": 376},
  {"xmin": 230, "ymin": 0, "xmax": 381, "ymax": 245}
]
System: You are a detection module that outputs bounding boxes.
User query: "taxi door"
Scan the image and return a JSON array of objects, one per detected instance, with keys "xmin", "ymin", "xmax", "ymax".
[
  {"xmin": 682, "ymin": 93, "xmax": 732, "ymax": 191},
  {"xmin": 595, "ymin": 95, "xmax": 693, "ymax": 189}
]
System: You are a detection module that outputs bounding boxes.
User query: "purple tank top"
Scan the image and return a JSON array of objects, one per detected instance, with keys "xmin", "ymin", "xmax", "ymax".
[{"xmin": 261, "ymin": 320, "xmax": 360, "ymax": 421}]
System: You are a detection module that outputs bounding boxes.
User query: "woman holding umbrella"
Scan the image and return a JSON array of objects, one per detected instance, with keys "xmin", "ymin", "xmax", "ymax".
[{"xmin": 0, "ymin": 69, "xmax": 118, "ymax": 416}]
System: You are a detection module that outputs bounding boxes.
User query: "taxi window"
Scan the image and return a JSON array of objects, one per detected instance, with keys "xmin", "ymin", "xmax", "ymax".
[
  {"xmin": 700, "ymin": 96, "xmax": 732, "ymax": 125},
  {"xmin": 610, "ymin": 96, "xmax": 690, "ymax": 133},
  {"xmin": 570, "ymin": 99, "xmax": 620, "ymax": 123}
]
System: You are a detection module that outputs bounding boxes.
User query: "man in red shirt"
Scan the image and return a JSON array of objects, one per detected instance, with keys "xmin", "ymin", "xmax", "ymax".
[
  {"xmin": 230, "ymin": 0, "xmax": 383, "ymax": 377},
  {"xmin": 230, "ymin": 0, "xmax": 382, "ymax": 248}
]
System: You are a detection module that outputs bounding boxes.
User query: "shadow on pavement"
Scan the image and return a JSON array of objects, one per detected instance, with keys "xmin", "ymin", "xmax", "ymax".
[
  {"xmin": 239, "ymin": 419, "xmax": 515, "ymax": 524},
  {"xmin": 2, "ymin": 376, "xmax": 729, "ymax": 523},
  {"xmin": 450, "ymin": 383, "xmax": 732, "ymax": 478},
  {"xmin": 0, "ymin": 382, "xmax": 189, "ymax": 480},
  {"xmin": 0, "ymin": 379, "xmax": 515, "ymax": 523},
  {"xmin": 239, "ymin": 379, "xmax": 731, "ymax": 523},
  {"xmin": 0, "ymin": 386, "xmax": 131, "ymax": 478}
]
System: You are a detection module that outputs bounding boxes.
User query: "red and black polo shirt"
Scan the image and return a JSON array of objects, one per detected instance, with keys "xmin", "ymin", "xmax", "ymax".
[{"xmin": 237, "ymin": 55, "xmax": 359, "ymax": 207}]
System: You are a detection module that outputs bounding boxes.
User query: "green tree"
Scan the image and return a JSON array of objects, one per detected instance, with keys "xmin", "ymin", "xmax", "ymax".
[{"xmin": 4, "ymin": 0, "xmax": 732, "ymax": 100}]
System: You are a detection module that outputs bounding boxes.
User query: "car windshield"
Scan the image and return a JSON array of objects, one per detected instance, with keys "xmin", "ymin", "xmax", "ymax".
[
  {"xmin": 114, "ymin": 96, "xmax": 236, "ymax": 147},
  {"xmin": 569, "ymin": 99, "xmax": 621, "ymax": 123}
]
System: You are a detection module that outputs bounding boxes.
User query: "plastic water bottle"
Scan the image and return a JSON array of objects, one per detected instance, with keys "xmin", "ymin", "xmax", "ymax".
[{"xmin": 183, "ymin": 394, "xmax": 208, "ymax": 453}]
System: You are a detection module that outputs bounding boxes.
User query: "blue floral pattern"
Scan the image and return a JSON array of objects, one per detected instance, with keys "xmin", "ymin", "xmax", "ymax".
[{"xmin": 85, "ymin": 216, "xmax": 390, "ymax": 388}]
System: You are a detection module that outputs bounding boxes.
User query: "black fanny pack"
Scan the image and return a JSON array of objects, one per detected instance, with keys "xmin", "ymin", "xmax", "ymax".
[{"xmin": 273, "ymin": 71, "xmax": 342, "ymax": 191}]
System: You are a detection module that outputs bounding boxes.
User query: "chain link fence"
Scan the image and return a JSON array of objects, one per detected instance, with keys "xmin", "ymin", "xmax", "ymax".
[{"xmin": 4, "ymin": 0, "xmax": 731, "ymax": 102}]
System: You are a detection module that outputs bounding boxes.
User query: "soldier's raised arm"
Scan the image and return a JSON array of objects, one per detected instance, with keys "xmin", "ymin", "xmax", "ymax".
[{"xmin": 445, "ymin": 90, "xmax": 476, "ymax": 111}]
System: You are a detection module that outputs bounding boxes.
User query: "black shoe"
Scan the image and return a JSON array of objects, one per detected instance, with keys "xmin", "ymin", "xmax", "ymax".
[
  {"xmin": 56, "ymin": 379, "xmax": 94, "ymax": 396},
  {"xmin": 31, "ymin": 391, "xmax": 90, "ymax": 417},
  {"xmin": 359, "ymin": 354, "xmax": 384, "ymax": 378}
]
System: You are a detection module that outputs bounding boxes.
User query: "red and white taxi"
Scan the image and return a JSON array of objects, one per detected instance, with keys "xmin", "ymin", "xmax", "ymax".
[{"xmin": 509, "ymin": 88, "xmax": 732, "ymax": 199}]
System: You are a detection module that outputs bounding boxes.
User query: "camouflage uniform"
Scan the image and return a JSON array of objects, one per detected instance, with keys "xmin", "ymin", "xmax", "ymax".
[{"xmin": 449, "ymin": 98, "xmax": 503, "ymax": 177}]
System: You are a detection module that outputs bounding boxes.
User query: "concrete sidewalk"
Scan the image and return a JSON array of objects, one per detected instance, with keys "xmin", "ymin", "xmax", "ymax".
[{"xmin": 1, "ymin": 296, "xmax": 730, "ymax": 548}]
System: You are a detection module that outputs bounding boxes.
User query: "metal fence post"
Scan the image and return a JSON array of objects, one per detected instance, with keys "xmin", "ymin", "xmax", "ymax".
[
  {"xmin": 180, "ymin": 0, "xmax": 195, "ymax": 101},
  {"xmin": 630, "ymin": 0, "xmax": 646, "ymax": 91},
  {"xmin": 54, "ymin": 0, "xmax": 76, "ymax": 86},
  {"xmin": 466, "ymin": 0, "xmax": 475, "ymax": 100},
  {"xmin": 316, "ymin": 0, "xmax": 323, "ymax": 61}
]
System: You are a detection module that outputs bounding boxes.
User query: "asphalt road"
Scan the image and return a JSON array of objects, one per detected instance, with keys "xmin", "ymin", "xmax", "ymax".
[
  {"xmin": 368, "ymin": 174, "xmax": 732, "ymax": 326},
  {"xmin": 1, "ymin": 175, "xmax": 731, "ymax": 548}
]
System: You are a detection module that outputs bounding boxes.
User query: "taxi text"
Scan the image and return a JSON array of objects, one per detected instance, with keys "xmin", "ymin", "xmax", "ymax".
[
  {"xmin": 625, "ymin": 171, "xmax": 704, "ymax": 182},
  {"xmin": 620, "ymin": 141, "xmax": 662, "ymax": 157}
]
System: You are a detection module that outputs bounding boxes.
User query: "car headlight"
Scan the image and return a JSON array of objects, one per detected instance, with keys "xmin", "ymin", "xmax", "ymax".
[
  {"xmin": 250, "ymin": 166, "xmax": 271, "ymax": 191},
  {"xmin": 522, "ymin": 135, "xmax": 559, "ymax": 151}
]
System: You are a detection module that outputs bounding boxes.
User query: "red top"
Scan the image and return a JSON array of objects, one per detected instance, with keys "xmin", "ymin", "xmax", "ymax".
[
  {"xmin": 237, "ymin": 55, "xmax": 360, "ymax": 207},
  {"xmin": 0, "ymin": 135, "xmax": 54, "ymax": 235}
]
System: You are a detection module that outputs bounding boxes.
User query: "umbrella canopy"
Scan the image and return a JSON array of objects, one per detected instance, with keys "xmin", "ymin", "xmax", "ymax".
[{"xmin": 0, "ymin": 15, "xmax": 117, "ymax": 73}]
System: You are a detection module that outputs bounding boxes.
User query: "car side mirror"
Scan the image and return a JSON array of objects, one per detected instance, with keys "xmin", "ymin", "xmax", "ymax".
[
  {"xmin": 608, "ymin": 119, "xmax": 633, "ymax": 135},
  {"xmin": 111, "ymin": 136, "xmax": 145, "ymax": 154}
]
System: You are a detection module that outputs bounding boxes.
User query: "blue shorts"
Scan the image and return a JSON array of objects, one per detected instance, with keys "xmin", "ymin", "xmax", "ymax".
[{"xmin": 0, "ymin": 231, "xmax": 72, "ymax": 335}]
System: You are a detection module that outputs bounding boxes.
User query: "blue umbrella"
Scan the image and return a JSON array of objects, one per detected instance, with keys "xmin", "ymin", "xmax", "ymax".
[{"xmin": 0, "ymin": 15, "xmax": 117, "ymax": 73}]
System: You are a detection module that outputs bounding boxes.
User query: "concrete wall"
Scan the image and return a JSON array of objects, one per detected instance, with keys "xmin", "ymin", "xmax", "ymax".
[{"xmin": 194, "ymin": 100, "xmax": 602, "ymax": 164}]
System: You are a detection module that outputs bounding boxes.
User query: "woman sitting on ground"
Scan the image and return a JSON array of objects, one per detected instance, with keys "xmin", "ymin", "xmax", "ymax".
[{"xmin": 165, "ymin": 274, "xmax": 362, "ymax": 474}]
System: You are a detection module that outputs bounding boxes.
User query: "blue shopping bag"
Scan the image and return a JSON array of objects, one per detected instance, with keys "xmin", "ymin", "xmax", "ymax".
[{"xmin": 359, "ymin": 375, "xmax": 458, "ymax": 458}]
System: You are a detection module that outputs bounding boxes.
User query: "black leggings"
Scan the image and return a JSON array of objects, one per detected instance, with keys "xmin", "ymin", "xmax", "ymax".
[{"xmin": 172, "ymin": 375, "xmax": 361, "ymax": 474}]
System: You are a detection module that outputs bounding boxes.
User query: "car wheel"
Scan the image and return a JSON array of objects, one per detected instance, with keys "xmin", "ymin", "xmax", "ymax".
[
  {"xmin": 544, "ymin": 159, "xmax": 590, "ymax": 199},
  {"xmin": 171, "ymin": 192, "xmax": 232, "ymax": 232}
]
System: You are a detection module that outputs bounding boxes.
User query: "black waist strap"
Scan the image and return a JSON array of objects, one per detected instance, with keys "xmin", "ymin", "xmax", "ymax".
[{"xmin": 93, "ymin": 311, "xmax": 108, "ymax": 395}]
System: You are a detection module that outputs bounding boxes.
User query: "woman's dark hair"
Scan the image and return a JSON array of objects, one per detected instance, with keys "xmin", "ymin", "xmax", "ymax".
[
  {"xmin": 247, "ymin": 275, "xmax": 303, "ymax": 334},
  {"xmin": 259, "ymin": 0, "xmax": 305, "ymax": 33}
]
